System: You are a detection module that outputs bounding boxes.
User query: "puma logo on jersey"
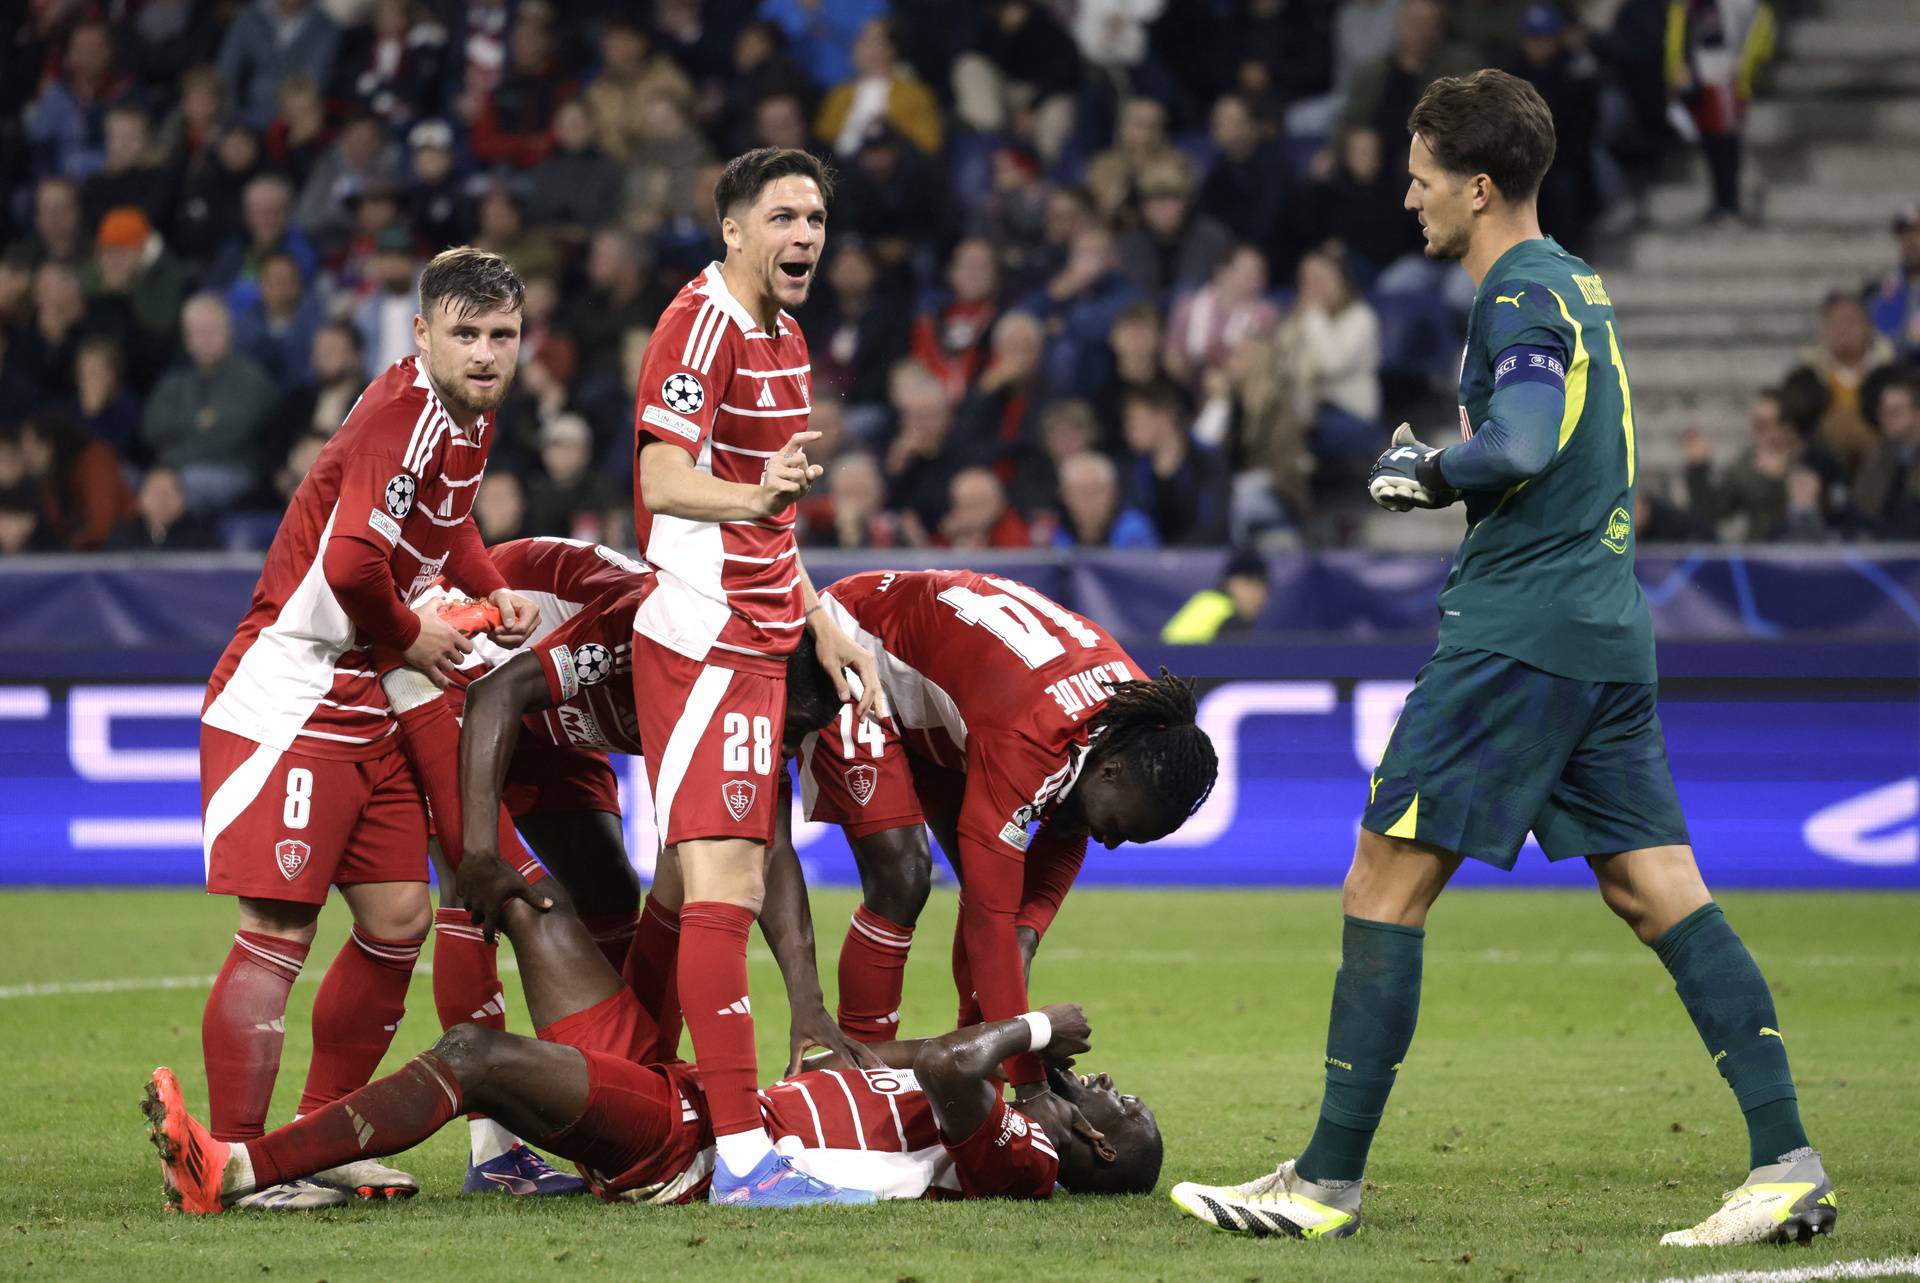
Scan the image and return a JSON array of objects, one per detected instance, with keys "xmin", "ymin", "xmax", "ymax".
[
  {"xmin": 716, "ymin": 997, "xmax": 752, "ymax": 1016},
  {"xmin": 1760, "ymin": 1027, "xmax": 1783, "ymax": 1040},
  {"xmin": 755, "ymin": 379, "xmax": 777, "ymax": 408},
  {"xmin": 1495, "ymin": 291, "xmax": 1526, "ymax": 307}
]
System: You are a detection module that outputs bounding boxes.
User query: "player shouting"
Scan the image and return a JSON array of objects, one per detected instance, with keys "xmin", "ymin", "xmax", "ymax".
[
  {"xmin": 145, "ymin": 876, "xmax": 1163, "ymax": 1211},
  {"xmin": 1171, "ymin": 71, "xmax": 1833, "ymax": 1247},
  {"xmin": 196, "ymin": 249, "xmax": 540, "ymax": 1208},
  {"xmin": 800, "ymin": 570, "xmax": 1217, "ymax": 1146},
  {"xmin": 627, "ymin": 147, "xmax": 879, "ymax": 1205}
]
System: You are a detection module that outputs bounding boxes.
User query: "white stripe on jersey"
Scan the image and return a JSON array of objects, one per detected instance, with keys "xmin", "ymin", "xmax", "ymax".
[
  {"xmin": 316, "ymin": 699, "xmax": 390, "ymax": 715},
  {"xmin": 721, "ymin": 548, "xmax": 797, "ymax": 564},
  {"xmin": 735, "ymin": 364, "xmax": 811, "ymax": 377},
  {"xmin": 775, "ymin": 1080, "xmax": 827, "ymax": 1148},
  {"xmin": 681, "ymin": 301, "xmax": 719, "ymax": 365},
  {"xmin": 825, "ymin": 1073, "xmax": 869, "ymax": 1150},
  {"xmin": 651, "ymin": 665, "xmax": 734, "ymax": 835},
  {"xmin": 723, "ymin": 574, "xmax": 802, "ymax": 598},
  {"xmin": 711, "ymin": 440, "xmax": 780, "ymax": 458},
  {"xmin": 692, "ymin": 304, "xmax": 729, "ymax": 373},
  {"xmin": 399, "ymin": 395, "xmax": 434, "ymax": 479},
  {"xmin": 200, "ymin": 739, "xmax": 282, "ymax": 877},
  {"xmin": 438, "ymin": 471, "xmax": 483, "ymax": 488},
  {"xmin": 718, "ymin": 403, "xmax": 810, "ymax": 418},
  {"xmin": 295, "ymin": 724, "xmax": 397, "ymax": 745}
]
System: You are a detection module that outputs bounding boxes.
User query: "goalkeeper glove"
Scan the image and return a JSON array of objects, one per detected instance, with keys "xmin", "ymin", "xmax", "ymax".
[{"xmin": 1367, "ymin": 424, "xmax": 1459, "ymax": 512}]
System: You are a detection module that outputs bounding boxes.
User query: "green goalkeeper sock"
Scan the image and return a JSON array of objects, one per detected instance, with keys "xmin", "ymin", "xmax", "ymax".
[
  {"xmin": 1654, "ymin": 902, "xmax": 1810, "ymax": 1170},
  {"xmin": 1295, "ymin": 916, "xmax": 1424, "ymax": 1185}
]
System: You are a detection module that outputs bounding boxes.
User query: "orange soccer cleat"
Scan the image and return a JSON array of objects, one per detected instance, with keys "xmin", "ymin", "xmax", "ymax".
[
  {"xmin": 438, "ymin": 598, "xmax": 502, "ymax": 636},
  {"xmin": 143, "ymin": 1067, "xmax": 231, "ymax": 1214}
]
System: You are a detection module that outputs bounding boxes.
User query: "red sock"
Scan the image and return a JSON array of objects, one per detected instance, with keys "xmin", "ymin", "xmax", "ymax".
[
  {"xmin": 624, "ymin": 896, "xmax": 682, "ymax": 1061},
  {"xmin": 250, "ymin": 1053, "xmax": 462, "ymax": 1189},
  {"xmin": 203, "ymin": 931, "xmax": 311, "ymax": 1142},
  {"xmin": 431, "ymin": 907, "xmax": 502, "ymax": 1124},
  {"xmin": 394, "ymin": 696, "xmax": 469, "ymax": 862},
  {"xmin": 838, "ymin": 905, "xmax": 913, "ymax": 1041},
  {"xmin": 952, "ymin": 906, "xmax": 982, "ymax": 1028},
  {"xmin": 580, "ymin": 911, "xmax": 639, "ymax": 975},
  {"xmin": 297, "ymin": 927, "xmax": 423, "ymax": 1115},
  {"xmin": 676, "ymin": 901, "xmax": 760, "ymax": 1136}
]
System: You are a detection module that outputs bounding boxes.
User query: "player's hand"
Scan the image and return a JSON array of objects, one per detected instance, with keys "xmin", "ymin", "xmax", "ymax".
[
  {"xmin": 1039, "ymin": 1002, "xmax": 1093, "ymax": 1064},
  {"xmin": 486, "ymin": 588, "xmax": 540, "ymax": 647},
  {"xmin": 404, "ymin": 605, "xmax": 475, "ymax": 688},
  {"xmin": 757, "ymin": 431, "xmax": 824, "ymax": 515},
  {"xmin": 454, "ymin": 852, "xmax": 552, "ymax": 944},
  {"xmin": 1015, "ymin": 1084, "xmax": 1108, "ymax": 1159},
  {"xmin": 785, "ymin": 1002, "xmax": 885, "ymax": 1078},
  {"xmin": 810, "ymin": 613, "xmax": 880, "ymax": 722},
  {"xmin": 1367, "ymin": 424, "xmax": 1460, "ymax": 512}
]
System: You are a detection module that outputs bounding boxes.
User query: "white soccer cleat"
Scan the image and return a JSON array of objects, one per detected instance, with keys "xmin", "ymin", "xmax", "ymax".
[
  {"xmin": 1170, "ymin": 1159, "xmax": 1362, "ymax": 1239},
  {"xmin": 1660, "ymin": 1148, "xmax": 1836, "ymax": 1246},
  {"xmin": 312, "ymin": 1157, "xmax": 419, "ymax": 1200},
  {"xmin": 230, "ymin": 1179, "xmax": 351, "ymax": 1211}
]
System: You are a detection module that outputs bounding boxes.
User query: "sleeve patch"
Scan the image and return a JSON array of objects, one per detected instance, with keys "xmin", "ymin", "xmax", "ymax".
[
  {"xmin": 641, "ymin": 403, "xmax": 701, "ymax": 442},
  {"xmin": 548, "ymin": 643, "xmax": 579, "ymax": 702},
  {"xmin": 367, "ymin": 509, "xmax": 402, "ymax": 544},
  {"xmin": 1492, "ymin": 344, "xmax": 1566, "ymax": 392},
  {"xmin": 660, "ymin": 372, "xmax": 705, "ymax": 414}
]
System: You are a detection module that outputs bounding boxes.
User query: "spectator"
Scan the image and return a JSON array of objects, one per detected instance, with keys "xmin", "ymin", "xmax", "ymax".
[
  {"xmin": 526, "ymin": 99, "xmax": 624, "ymax": 241},
  {"xmin": 293, "ymin": 114, "xmax": 403, "ymax": 255},
  {"xmin": 1278, "ymin": 0, "xmax": 1402, "ymax": 138},
  {"xmin": 454, "ymin": 0, "xmax": 514, "ymax": 103},
  {"xmin": 1123, "ymin": 384, "xmax": 1229, "ymax": 545},
  {"xmin": 1868, "ymin": 203, "xmax": 1920, "ymax": 362},
  {"xmin": 948, "ymin": 2, "xmax": 1079, "ymax": 164},
  {"xmin": 168, "ymin": 121, "xmax": 263, "ymax": 270},
  {"xmin": 405, "ymin": 119, "xmax": 470, "ymax": 252},
  {"xmin": 1052, "ymin": 450, "xmax": 1159, "ymax": 550},
  {"xmin": 216, "ymin": 0, "xmax": 342, "ymax": 131},
  {"xmin": 331, "ymin": 0, "xmax": 452, "ymax": 127},
  {"xmin": 1684, "ymin": 393, "xmax": 1810, "ymax": 540},
  {"xmin": 620, "ymin": 94, "xmax": 716, "ymax": 236},
  {"xmin": 26, "ymin": 178, "xmax": 88, "ymax": 271},
  {"xmin": 910, "ymin": 239, "xmax": 1002, "ymax": 402},
  {"xmin": 760, "ymin": 0, "xmax": 887, "ymax": 89},
  {"xmin": 812, "ymin": 239, "xmax": 910, "ymax": 421},
  {"xmin": 18, "ymin": 408, "xmax": 135, "ymax": 551},
  {"xmin": 154, "ymin": 64, "xmax": 227, "ymax": 186},
  {"xmin": 939, "ymin": 466, "xmax": 1031, "ymax": 549},
  {"xmin": 831, "ymin": 125, "xmax": 951, "ymax": 265},
  {"xmin": 1786, "ymin": 291, "xmax": 1896, "ymax": 473},
  {"xmin": 968, "ymin": 145, "xmax": 1055, "ymax": 294},
  {"xmin": 573, "ymin": 230, "xmax": 671, "ymax": 390},
  {"xmin": 262, "ymin": 72, "xmax": 331, "ymax": 192},
  {"xmin": 1070, "ymin": 0, "xmax": 1166, "ymax": 78},
  {"xmin": 1194, "ymin": 328, "xmax": 1313, "ymax": 534},
  {"xmin": 126, "ymin": 0, "xmax": 218, "ymax": 95},
  {"xmin": 0, "ymin": 429, "xmax": 57, "ymax": 554},
  {"xmin": 14, "ymin": 264, "xmax": 96, "ymax": 403},
  {"xmin": 87, "ymin": 208, "xmax": 191, "ymax": 387},
  {"xmin": 959, "ymin": 311, "xmax": 1051, "ymax": 480},
  {"xmin": 504, "ymin": 273, "xmax": 578, "ymax": 437},
  {"xmin": 1161, "ymin": 547, "xmax": 1271, "ymax": 641},
  {"xmin": 139, "ymin": 293, "xmax": 279, "ymax": 511},
  {"xmin": 1297, "ymin": 126, "xmax": 1423, "ymax": 284},
  {"xmin": 106, "ymin": 465, "xmax": 222, "ymax": 550},
  {"xmin": 883, "ymin": 360, "xmax": 985, "ymax": 532},
  {"xmin": 1634, "ymin": 481, "xmax": 1718, "ymax": 543},
  {"xmin": 354, "ymin": 230, "xmax": 425, "ymax": 376},
  {"xmin": 210, "ymin": 173, "xmax": 319, "ymax": 289},
  {"xmin": 472, "ymin": 184, "xmax": 562, "ymax": 282},
  {"xmin": 1086, "ymin": 97, "xmax": 1183, "ymax": 224},
  {"xmin": 277, "ymin": 322, "xmax": 366, "ymax": 444},
  {"xmin": 1024, "ymin": 225, "xmax": 1147, "ymax": 397},
  {"xmin": 582, "ymin": 21, "xmax": 696, "ymax": 162},
  {"xmin": 70, "ymin": 338, "xmax": 144, "ymax": 466},
  {"xmin": 523, "ymin": 413, "xmax": 618, "ymax": 540},
  {"xmin": 1118, "ymin": 156, "xmax": 1237, "ymax": 303},
  {"xmin": 1270, "ymin": 250, "xmax": 1383, "ymax": 456},
  {"xmin": 807, "ymin": 452, "xmax": 906, "ymax": 549},
  {"xmin": 722, "ymin": 22, "xmax": 817, "ymax": 150},
  {"xmin": 82, "ymin": 104, "xmax": 174, "ymax": 234},
  {"xmin": 471, "ymin": 5, "xmax": 574, "ymax": 170},
  {"xmin": 335, "ymin": 183, "xmax": 410, "ymax": 297},
  {"xmin": 1090, "ymin": 302, "xmax": 1183, "ymax": 454},
  {"xmin": 1667, "ymin": 0, "xmax": 1775, "ymax": 224},
  {"xmin": 1196, "ymin": 93, "xmax": 1290, "ymax": 248},
  {"xmin": 1779, "ymin": 465, "xmax": 1833, "ymax": 542},
  {"xmin": 274, "ymin": 430, "xmax": 330, "ymax": 504},
  {"xmin": 1337, "ymin": 0, "xmax": 1477, "ymax": 165},
  {"xmin": 1165, "ymin": 244, "xmax": 1282, "ymax": 389},
  {"xmin": 233, "ymin": 251, "xmax": 323, "ymax": 385},
  {"xmin": 753, "ymin": 93, "xmax": 817, "ymax": 154},
  {"xmin": 818, "ymin": 19, "xmax": 944, "ymax": 158},
  {"xmin": 1508, "ymin": 4, "xmax": 1602, "ymax": 256},
  {"xmin": 25, "ymin": 19, "xmax": 129, "ymax": 180},
  {"xmin": 1853, "ymin": 375, "xmax": 1920, "ymax": 539},
  {"xmin": 472, "ymin": 470, "xmax": 527, "ymax": 542}
]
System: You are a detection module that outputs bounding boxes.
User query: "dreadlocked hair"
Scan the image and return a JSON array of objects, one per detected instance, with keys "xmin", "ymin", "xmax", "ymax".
[{"xmin": 1087, "ymin": 669, "xmax": 1218, "ymax": 826}]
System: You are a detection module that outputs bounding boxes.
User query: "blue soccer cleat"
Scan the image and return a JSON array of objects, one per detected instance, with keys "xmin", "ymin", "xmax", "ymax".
[
  {"xmin": 463, "ymin": 1144, "xmax": 589, "ymax": 1196},
  {"xmin": 708, "ymin": 1150, "xmax": 876, "ymax": 1207}
]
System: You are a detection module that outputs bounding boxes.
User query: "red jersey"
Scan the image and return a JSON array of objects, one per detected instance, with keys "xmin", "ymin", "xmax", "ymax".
[
  {"xmin": 630, "ymin": 263, "xmax": 812, "ymax": 676},
  {"xmin": 204, "ymin": 356, "xmax": 503, "ymax": 759}
]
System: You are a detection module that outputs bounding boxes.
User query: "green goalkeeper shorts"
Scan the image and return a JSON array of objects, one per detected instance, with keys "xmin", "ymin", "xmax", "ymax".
[{"xmin": 1360, "ymin": 646, "xmax": 1690, "ymax": 869}]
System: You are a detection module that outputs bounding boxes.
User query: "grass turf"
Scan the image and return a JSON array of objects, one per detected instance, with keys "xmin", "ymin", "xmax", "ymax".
[{"xmin": 1, "ymin": 887, "xmax": 1914, "ymax": 1282}]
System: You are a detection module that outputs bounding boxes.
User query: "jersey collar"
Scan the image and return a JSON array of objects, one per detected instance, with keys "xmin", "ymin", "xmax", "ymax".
[{"xmin": 701, "ymin": 261, "xmax": 792, "ymax": 339}]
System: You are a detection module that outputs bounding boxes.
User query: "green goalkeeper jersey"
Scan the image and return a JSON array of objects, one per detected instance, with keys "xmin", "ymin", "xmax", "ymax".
[{"xmin": 1436, "ymin": 236, "xmax": 1656, "ymax": 684}]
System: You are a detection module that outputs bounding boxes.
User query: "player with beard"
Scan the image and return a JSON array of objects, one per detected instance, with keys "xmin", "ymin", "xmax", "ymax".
[{"xmin": 196, "ymin": 248, "xmax": 540, "ymax": 1208}]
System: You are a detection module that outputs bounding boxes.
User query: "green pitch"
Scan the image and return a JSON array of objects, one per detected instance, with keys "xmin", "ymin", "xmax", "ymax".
[{"xmin": 2, "ymin": 887, "xmax": 1915, "ymax": 1282}]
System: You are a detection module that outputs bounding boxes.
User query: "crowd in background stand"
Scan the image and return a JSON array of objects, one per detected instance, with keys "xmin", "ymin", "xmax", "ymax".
[{"xmin": 0, "ymin": 0, "xmax": 1907, "ymax": 561}]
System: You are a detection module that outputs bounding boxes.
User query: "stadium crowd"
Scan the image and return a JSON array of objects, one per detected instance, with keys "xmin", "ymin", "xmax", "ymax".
[{"xmin": 0, "ymin": 0, "xmax": 1912, "ymax": 556}]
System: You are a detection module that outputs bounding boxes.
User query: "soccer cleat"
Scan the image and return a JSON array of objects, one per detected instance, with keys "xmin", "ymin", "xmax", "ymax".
[
  {"xmin": 229, "ymin": 1180, "xmax": 352, "ymax": 1211},
  {"xmin": 708, "ymin": 1149, "xmax": 877, "ymax": 1207},
  {"xmin": 463, "ymin": 1144, "xmax": 590, "ymax": 1196},
  {"xmin": 1660, "ymin": 1147, "xmax": 1837, "ymax": 1246},
  {"xmin": 1170, "ymin": 1159, "xmax": 1362, "ymax": 1239},
  {"xmin": 311, "ymin": 1156, "xmax": 419, "ymax": 1200},
  {"xmin": 143, "ymin": 1066, "xmax": 233, "ymax": 1215}
]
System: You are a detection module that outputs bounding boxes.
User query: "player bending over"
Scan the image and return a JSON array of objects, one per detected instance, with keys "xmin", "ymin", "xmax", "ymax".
[
  {"xmin": 1171, "ymin": 71, "xmax": 1832, "ymax": 1248},
  {"xmin": 145, "ymin": 877, "xmax": 1161, "ymax": 1209},
  {"xmin": 800, "ymin": 570, "xmax": 1217, "ymax": 1146}
]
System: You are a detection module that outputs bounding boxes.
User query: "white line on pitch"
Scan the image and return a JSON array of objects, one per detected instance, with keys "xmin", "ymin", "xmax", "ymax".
[{"xmin": 1645, "ymin": 1253, "xmax": 1920, "ymax": 1283}]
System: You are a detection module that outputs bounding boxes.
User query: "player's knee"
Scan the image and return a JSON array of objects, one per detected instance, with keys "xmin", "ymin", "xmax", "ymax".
[
  {"xmin": 430, "ymin": 1023, "xmax": 507, "ymax": 1085},
  {"xmin": 865, "ymin": 857, "xmax": 930, "ymax": 925}
]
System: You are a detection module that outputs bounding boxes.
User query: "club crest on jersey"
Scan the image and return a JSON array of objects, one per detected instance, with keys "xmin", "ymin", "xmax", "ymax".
[
  {"xmin": 721, "ymin": 779, "xmax": 757, "ymax": 823},
  {"xmin": 661, "ymin": 372, "xmax": 705, "ymax": 415},
  {"xmin": 275, "ymin": 839, "xmax": 311, "ymax": 881},
  {"xmin": 383, "ymin": 472, "xmax": 416, "ymax": 519},
  {"xmin": 573, "ymin": 643, "xmax": 613, "ymax": 685},
  {"xmin": 845, "ymin": 764, "xmax": 878, "ymax": 807}
]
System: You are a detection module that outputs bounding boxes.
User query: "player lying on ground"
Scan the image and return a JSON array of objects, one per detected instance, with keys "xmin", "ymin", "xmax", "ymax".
[
  {"xmin": 146, "ymin": 881, "xmax": 1162, "ymax": 1209},
  {"xmin": 1171, "ymin": 71, "xmax": 1833, "ymax": 1248},
  {"xmin": 798, "ymin": 570, "xmax": 1218, "ymax": 1146}
]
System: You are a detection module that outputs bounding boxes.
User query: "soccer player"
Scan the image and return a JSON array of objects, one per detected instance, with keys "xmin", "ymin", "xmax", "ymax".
[
  {"xmin": 145, "ymin": 885, "xmax": 1163, "ymax": 1210},
  {"xmin": 1169, "ymin": 71, "xmax": 1833, "ymax": 1247},
  {"xmin": 627, "ymin": 146, "xmax": 880, "ymax": 1204},
  {"xmin": 799, "ymin": 570, "xmax": 1218, "ymax": 1146},
  {"xmin": 196, "ymin": 248, "xmax": 540, "ymax": 1208}
]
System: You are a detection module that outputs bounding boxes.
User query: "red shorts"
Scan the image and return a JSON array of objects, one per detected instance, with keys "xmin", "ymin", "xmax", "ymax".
[
  {"xmin": 944, "ymin": 1098, "xmax": 1060, "ymax": 1200},
  {"xmin": 200, "ymin": 724, "xmax": 427, "ymax": 904},
  {"xmin": 798, "ymin": 704, "xmax": 927, "ymax": 838},
  {"xmin": 502, "ymin": 736, "xmax": 622, "ymax": 819},
  {"xmin": 537, "ymin": 989, "xmax": 710, "ymax": 1202},
  {"xmin": 632, "ymin": 634, "xmax": 784, "ymax": 847}
]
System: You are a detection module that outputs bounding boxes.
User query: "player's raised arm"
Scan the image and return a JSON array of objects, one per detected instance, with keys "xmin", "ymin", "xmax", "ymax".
[
  {"xmin": 913, "ymin": 1004, "xmax": 1095, "ymax": 1145},
  {"xmin": 759, "ymin": 811, "xmax": 884, "ymax": 1075},
  {"xmin": 797, "ymin": 561, "xmax": 879, "ymax": 721}
]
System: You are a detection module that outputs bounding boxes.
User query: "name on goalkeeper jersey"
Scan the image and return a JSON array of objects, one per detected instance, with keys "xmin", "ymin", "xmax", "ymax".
[{"xmin": 1046, "ymin": 661, "xmax": 1133, "ymax": 722}]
